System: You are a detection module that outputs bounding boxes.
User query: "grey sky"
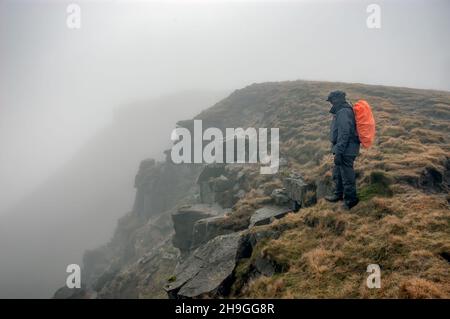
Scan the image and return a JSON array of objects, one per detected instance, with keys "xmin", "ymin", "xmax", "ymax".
[{"xmin": 1, "ymin": 0, "xmax": 449, "ymax": 212}]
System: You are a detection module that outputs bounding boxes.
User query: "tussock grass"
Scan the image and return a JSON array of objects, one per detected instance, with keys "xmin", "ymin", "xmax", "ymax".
[
  {"xmin": 234, "ymin": 193, "xmax": 450, "ymax": 298},
  {"xmin": 201, "ymin": 81, "xmax": 450, "ymax": 299}
]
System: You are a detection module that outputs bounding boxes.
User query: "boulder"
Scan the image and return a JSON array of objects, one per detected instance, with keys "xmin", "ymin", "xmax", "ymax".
[
  {"xmin": 165, "ymin": 232, "xmax": 248, "ymax": 298},
  {"xmin": 270, "ymin": 188, "xmax": 290, "ymax": 206},
  {"xmin": 197, "ymin": 165, "xmax": 230, "ymax": 205},
  {"xmin": 171, "ymin": 204, "xmax": 224, "ymax": 253},
  {"xmin": 197, "ymin": 164, "xmax": 244, "ymax": 208},
  {"xmin": 191, "ymin": 215, "xmax": 233, "ymax": 250},
  {"xmin": 166, "ymin": 223, "xmax": 298, "ymax": 299},
  {"xmin": 283, "ymin": 173, "xmax": 317, "ymax": 208},
  {"xmin": 249, "ymin": 205, "xmax": 291, "ymax": 228}
]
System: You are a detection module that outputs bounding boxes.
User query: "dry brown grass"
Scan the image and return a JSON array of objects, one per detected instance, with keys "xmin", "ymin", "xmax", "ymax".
[
  {"xmin": 196, "ymin": 81, "xmax": 450, "ymax": 299},
  {"xmin": 234, "ymin": 192, "xmax": 450, "ymax": 298},
  {"xmin": 398, "ymin": 278, "xmax": 447, "ymax": 299}
]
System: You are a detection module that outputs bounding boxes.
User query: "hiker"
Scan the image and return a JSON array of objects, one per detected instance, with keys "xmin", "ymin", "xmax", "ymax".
[{"xmin": 325, "ymin": 90, "xmax": 360, "ymax": 210}]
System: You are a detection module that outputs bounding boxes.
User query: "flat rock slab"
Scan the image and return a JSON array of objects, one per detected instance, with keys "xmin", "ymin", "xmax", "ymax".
[
  {"xmin": 283, "ymin": 174, "xmax": 317, "ymax": 207},
  {"xmin": 165, "ymin": 231, "xmax": 244, "ymax": 298},
  {"xmin": 191, "ymin": 215, "xmax": 232, "ymax": 249},
  {"xmin": 249, "ymin": 205, "xmax": 291, "ymax": 228},
  {"xmin": 175, "ymin": 204, "xmax": 225, "ymax": 216}
]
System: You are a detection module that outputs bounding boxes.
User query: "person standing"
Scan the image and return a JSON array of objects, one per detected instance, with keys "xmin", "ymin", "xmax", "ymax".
[{"xmin": 325, "ymin": 90, "xmax": 360, "ymax": 210}]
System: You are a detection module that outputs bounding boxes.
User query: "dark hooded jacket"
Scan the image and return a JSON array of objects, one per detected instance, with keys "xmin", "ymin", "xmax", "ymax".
[{"xmin": 329, "ymin": 100, "xmax": 360, "ymax": 156}]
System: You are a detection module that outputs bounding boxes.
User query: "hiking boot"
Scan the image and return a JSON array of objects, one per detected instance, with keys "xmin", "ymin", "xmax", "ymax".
[
  {"xmin": 343, "ymin": 198, "xmax": 359, "ymax": 210},
  {"xmin": 325, "ymin": 194, "xmax": 343, "ymax": 202}
]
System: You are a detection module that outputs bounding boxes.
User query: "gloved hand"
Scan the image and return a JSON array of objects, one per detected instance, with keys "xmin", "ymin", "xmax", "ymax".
[{"xmin": 334, "ymin": 153, "xmax": 343, "ymax": 166}]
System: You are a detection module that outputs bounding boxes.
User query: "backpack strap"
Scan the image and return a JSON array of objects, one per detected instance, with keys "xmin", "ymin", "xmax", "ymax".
[{"xmin": 346, "ymin": 100, "xmax": 360, "ymax": 142}]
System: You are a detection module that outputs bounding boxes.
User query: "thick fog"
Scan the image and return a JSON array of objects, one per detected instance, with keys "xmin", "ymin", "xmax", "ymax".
[{"xmin": 0, "ymin": 0, "xmax": 449, "ymax": 298}]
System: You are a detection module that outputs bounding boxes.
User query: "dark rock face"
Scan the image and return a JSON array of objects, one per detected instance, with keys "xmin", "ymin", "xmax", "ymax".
[
  {"xmin": 270, "ymin": 188, "xmax": 290, "ymax": 206},
  {"xmin": 191, "ymin": 215, "xmax": 233, "ymax": 250},
  {"xmin": 197, "ymin": 164, "xmax": 249, "ymax": 208},
  {"xmin": 199, "ymin": 175, "xmax": 235, "ymax": 207},
  {"xmin": 197, "ymin": 164, "xmax": 227, "ymax": 204},
  {"xmin": 172, "ymin": 204, "xmax": 225, "ymax": 254},
  {"xmin": 165, "ymin": 163, "xmax": 300, "ymax": 298},
  {"xmin": 95, "ymin": 238, "xmax": 179, "ymax": 299},
  {"xmin": 165, "ymin": 202, "xmax": 295, "ymax": 298},
  {"xmin": 283, "ymin": 173, "xmax": 317, "ymax": 208},
  {"xmin": 165, "ymin": 232, "xmax": 248, "ymax": 298},
  {"xmin": 249, "ymin": 205, "xmax": 291, "ymax": 228},
  {"xmin": 133, "ymin": 159, "xmax": 202, "ymax": 219}
]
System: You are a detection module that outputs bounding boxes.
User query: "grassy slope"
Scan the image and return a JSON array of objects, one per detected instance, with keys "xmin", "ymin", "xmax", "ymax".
[{"xmin": 196, "ymin": 80, "xmax": 450, "ymax": 298}]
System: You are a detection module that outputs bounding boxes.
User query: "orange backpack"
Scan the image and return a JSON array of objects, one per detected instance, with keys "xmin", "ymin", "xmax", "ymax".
[{"xmin": 353, "ymin": 100, "xmax": 375, "ymax": 148}]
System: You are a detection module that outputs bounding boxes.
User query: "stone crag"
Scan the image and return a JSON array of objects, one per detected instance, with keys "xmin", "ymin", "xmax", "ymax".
[
  {"xmin": 56, "ymin": 80, "xmax": 450, "ymax": 299},
  {"xmin": 164, "ymin": 164, "xmax": 318, "ymax": 298}
]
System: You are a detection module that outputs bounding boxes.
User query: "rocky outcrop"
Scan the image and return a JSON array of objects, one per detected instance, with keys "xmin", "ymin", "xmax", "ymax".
[
  {"xmin": 52, "ymin": 156, "xmax": 204, "ymax": 298},
  {"xmin": 169, "ymin": 163, "xmax": 256, "ymax": 254},
  {"xmin": 56, "ymin": 80, "xmax": 450, "ymax": 300},
  {"xmin": 165, "ymin": 223, "xmax": 293, "ymax": 299},
  {"xmin": 165, "ymin": 163, "xmax": 314, "ymax": 298},
  {"xmin": 133, "ymin": 159, "xmax": 203, "ymax": 219},
  {"xmin": 191, "ymin": 215, "xmax": 234, "ymax": 250},
  {"xmin": 169, "ymin": 224, "xmax": 296, "ymax": 298},
  {"xmin": 270, "ymin": 188, "xmax": 290, "ymax": 206},
  {"xmin": 95, "ymin": 238, "xmax": 179, "ymax": 299},
  {"xmin": 165, "ymin": 232, "xmax": 249, "ymax": 298},
  {"xmin": 197, "ymin": 164, "xmax": 248, "ymax": 208},
  {"xmin": 283, "ymin": 173, "xmax": 317, "ymax": 209},
  {"xmin": 249, "ymin": 205, "xmax": 291, "ymax": 227},
  {"xmin": 197, "ymin": 164, "xmax": 226, "ymax": 204},
  {"xmin": 172, "ymin": 204, "xmax": 226, "ymax": 254},
  {"xmin": 166, "ymin": 189, "xmax": 296, "ymax": 298}
]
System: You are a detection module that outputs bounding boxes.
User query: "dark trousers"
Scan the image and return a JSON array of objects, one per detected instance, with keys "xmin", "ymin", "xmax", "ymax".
[{"xmin": 332, "ymin": 155, "xmax": 357, "ymax": 202}]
